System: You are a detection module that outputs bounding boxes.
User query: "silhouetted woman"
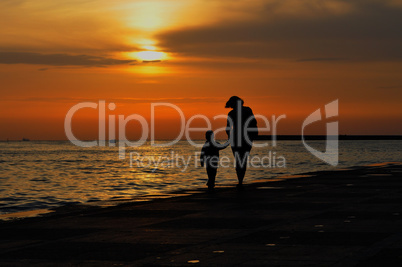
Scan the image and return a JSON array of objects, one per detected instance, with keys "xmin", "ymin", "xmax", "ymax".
[{"xmin": 225, "ymin": 96, "xmax": 258, "ymax": 188}]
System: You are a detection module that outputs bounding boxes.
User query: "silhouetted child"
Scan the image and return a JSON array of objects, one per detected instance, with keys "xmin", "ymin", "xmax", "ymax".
[{"xmin": 200, "ymin": 130, "xmax": 229, "ymax": 190}]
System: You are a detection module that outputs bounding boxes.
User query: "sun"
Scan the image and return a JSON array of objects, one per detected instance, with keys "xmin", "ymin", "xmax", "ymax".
[{"xmin": 136, "ymin": 51, "xmax": 167, "ymax": 61}]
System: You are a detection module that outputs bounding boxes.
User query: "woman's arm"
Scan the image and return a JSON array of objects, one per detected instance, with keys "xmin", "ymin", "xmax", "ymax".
[{"xmin": 226, "ymin": 112, "xmax": 233, "ymax": 138}]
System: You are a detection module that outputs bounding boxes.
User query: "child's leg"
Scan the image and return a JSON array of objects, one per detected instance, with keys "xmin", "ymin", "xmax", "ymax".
[{"xmin": 206, "ymin": 167, "xmax": 217, "ymax": 189}]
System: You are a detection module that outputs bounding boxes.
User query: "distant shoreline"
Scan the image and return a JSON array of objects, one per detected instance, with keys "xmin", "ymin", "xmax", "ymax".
[
  {"xmin": 1, "ymin": 135, "xmax": 402, "ymax": 142},
  {"xmin": 255, "ymin": 135, "xmax": 402, "ymax": 140}
]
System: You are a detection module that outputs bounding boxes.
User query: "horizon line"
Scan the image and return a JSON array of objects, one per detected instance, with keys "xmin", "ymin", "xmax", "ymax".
[{"xmin": 2, "ymin": 135, "xmax": 402, "ymax": 142}]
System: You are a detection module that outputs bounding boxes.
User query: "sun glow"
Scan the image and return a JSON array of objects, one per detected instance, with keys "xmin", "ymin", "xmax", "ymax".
[
  {"xmin": 143, "ymin": 45, "xmax": 157, "ymax": 50},
  {"xmin": 136, "ymin": 51, "xmax": 167, "ymax": 61}
]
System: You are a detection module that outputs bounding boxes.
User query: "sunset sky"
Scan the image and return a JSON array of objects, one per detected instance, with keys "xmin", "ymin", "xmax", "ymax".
[{"xmin": 1, "ymin": 0, "xmax": 401, "ymax": 140}]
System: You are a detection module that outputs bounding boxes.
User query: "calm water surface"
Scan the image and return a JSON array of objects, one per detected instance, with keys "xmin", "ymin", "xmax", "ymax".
[{"xmin": 0, "ymin": 140, "xmax": 401, "ymax": 215}]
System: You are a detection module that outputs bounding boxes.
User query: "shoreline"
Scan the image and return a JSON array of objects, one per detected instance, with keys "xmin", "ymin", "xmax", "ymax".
[
  {"xmin": 1, "ymin": 161, "xmax": 401, "ymax": 222},
  {"xmin": 1, "ymin": 162, "xmax": 402, "ymax": 265}
]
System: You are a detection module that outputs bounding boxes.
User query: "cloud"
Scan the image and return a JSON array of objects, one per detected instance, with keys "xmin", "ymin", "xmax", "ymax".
[
  {"xmin": 142, "ymin": 60, "xmax": 162, "ymax": 63},
  {"xmin": 0, "ymin": 0, "xmax": 138, "ymax": 54},
  {"xmin": 377, "ymin": 86, "xmax": 402, "ymax": 89},
  {"xmin": 296, "ymin": 57, "xmax": 348, "ymax": 62},
  {"xmin": 0, "ymin": 52, "xmax": 135, "ymax": 66},
  {"xmin": 0, "ymin": 0, "xmax": 25, "ymax": 7},
  {"xmin": 157, "ymin": 0, "xmax": 402, "ymax": 61}
]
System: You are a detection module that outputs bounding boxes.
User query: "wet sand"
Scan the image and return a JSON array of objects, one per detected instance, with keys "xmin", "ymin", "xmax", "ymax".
[{"xmin": 1, "ymin": 162, "xmax": 402, "ymax": 266}]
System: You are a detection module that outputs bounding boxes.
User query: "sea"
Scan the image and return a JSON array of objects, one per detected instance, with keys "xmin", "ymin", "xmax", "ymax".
[{"xmin": 0, "ymin": 140, "xmax": 401, "ymax": 217}]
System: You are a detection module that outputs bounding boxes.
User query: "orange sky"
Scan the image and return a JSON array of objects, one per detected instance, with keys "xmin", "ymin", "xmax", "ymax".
[{"xmin": 0, "ymin": 0, "xmax": 402, "ymax": 140}]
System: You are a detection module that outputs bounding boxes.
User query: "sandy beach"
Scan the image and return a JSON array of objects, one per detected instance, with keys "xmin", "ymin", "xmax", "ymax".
[{"xmin": 1, "ymin": 162, "xmax": 402, "ymax": 266}]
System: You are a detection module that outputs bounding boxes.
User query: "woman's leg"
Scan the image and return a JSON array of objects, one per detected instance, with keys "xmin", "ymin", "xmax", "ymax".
[{"xmin": 232, "ymin": 146, "xmax": 251, "ymax": 185}]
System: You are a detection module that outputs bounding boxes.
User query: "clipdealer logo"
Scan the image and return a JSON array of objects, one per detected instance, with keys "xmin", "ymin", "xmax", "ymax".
[
  {"xmin": 302, "ymin": 100, "xmax": 339, "ymax": 166},
  {"xmin": 64, "ymin": 99, "xmax": 339, "ymax": 166}
]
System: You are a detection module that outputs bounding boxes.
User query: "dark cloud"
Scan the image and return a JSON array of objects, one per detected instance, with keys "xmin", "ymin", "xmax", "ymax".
[
  {"xmin": 296, "ymin": 57, "xmax": 348, "ymax": 62},
  {"xmin": 143, "ymin": 60, "xmax": 162, "ymax": 63},
  {"xmin": 377, "ymin": 86, "xmax": 402, "ymax": 89},
  {"xmin": 0, "ymin": 52, "xmax": 135, "ymax": 66},
  {"xmin": 157, "ymin": 1, "xmax": 402, "ymax": 61}
]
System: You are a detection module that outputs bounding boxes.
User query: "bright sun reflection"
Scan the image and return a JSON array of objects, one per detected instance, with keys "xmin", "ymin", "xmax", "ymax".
[{"xmin": 136, "ymin": 51, "xmax": 167, "ymax": 61}]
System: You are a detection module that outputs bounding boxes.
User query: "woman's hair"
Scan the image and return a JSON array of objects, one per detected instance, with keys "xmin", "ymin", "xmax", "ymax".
[{"xmin": 225, "ymin": 96, "xmax": 244, "ymax": 108}]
